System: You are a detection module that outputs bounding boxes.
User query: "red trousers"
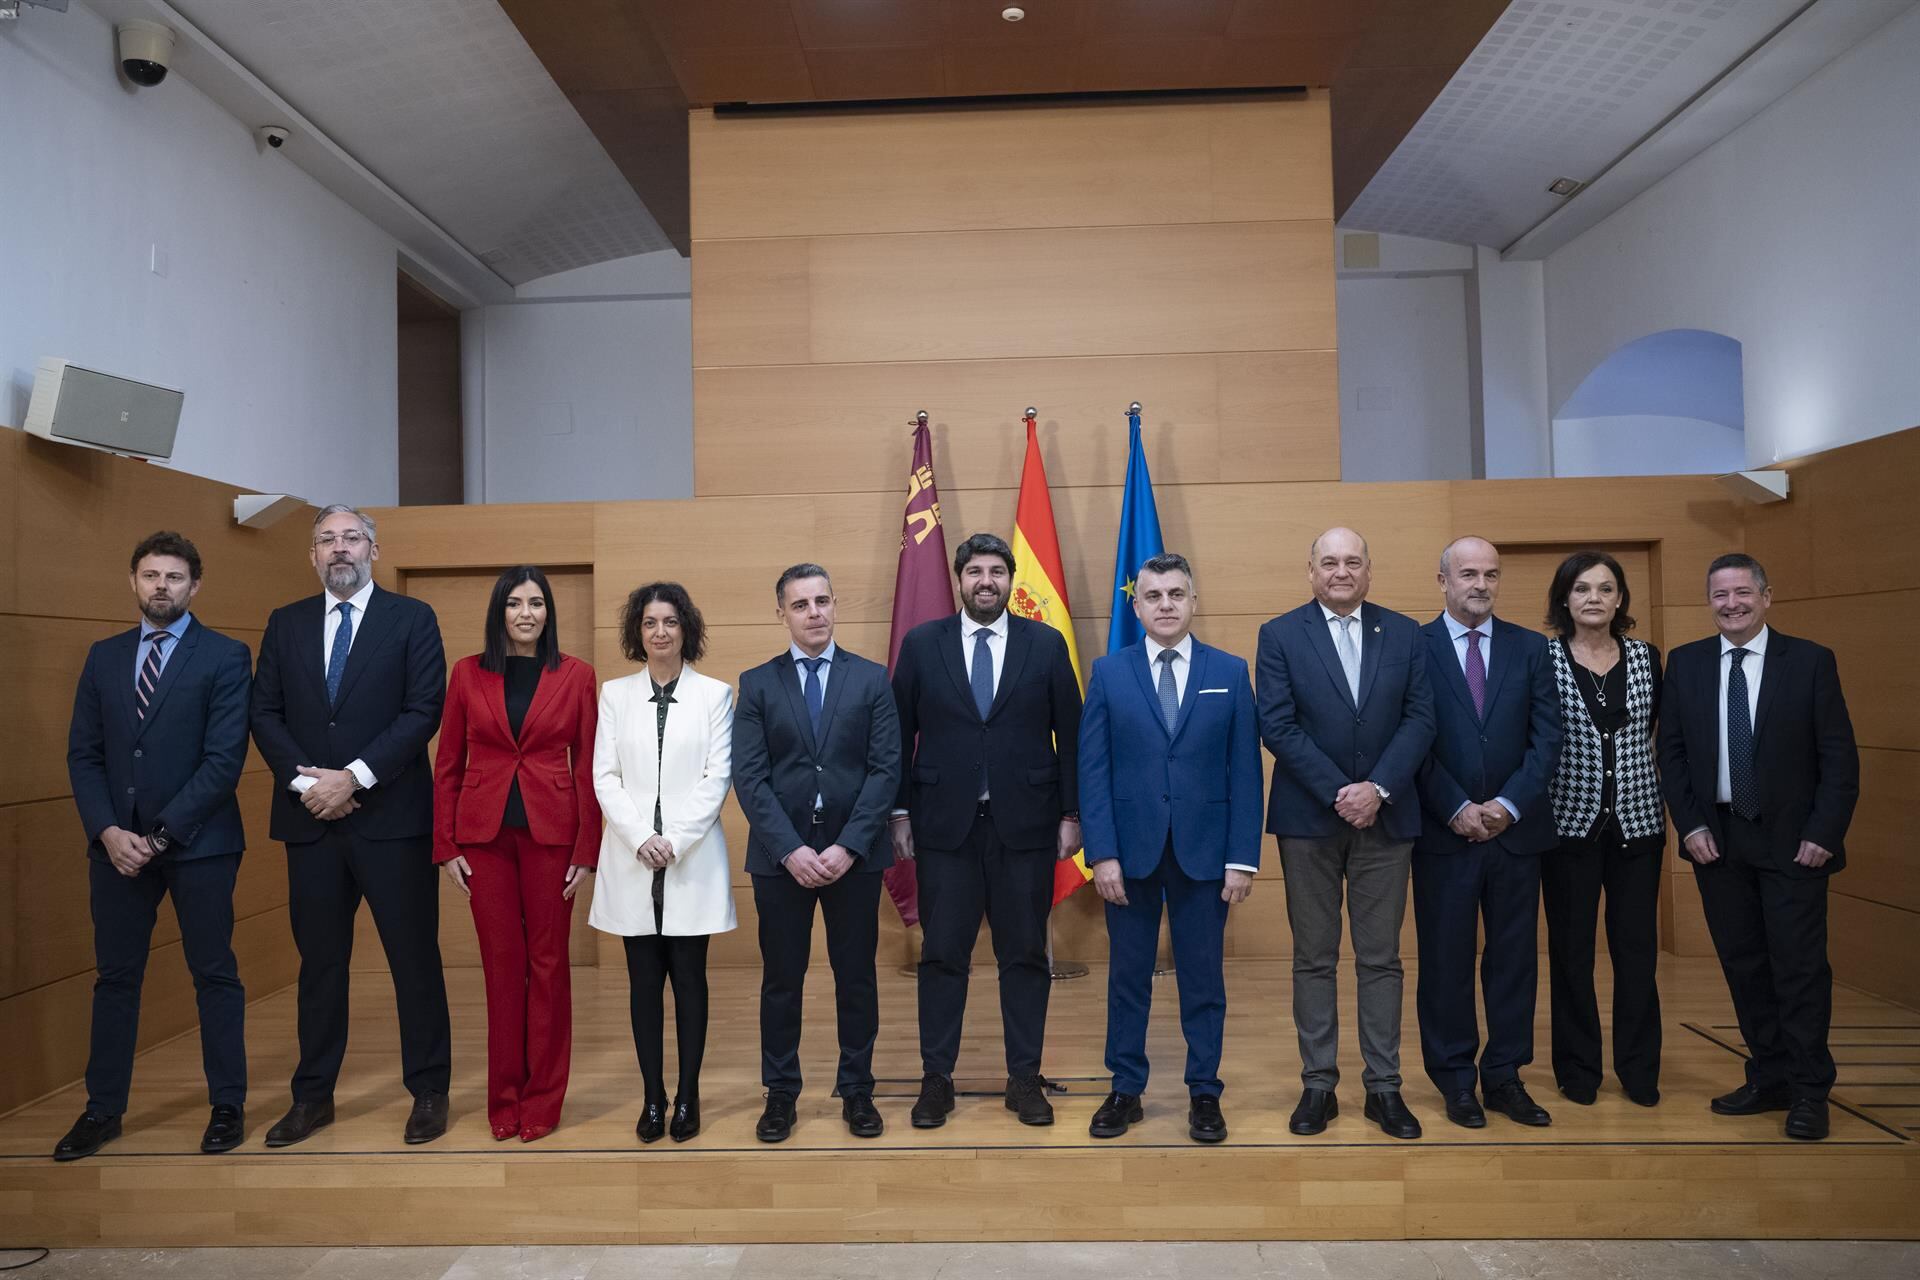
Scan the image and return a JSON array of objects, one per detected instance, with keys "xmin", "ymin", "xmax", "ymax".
[{"xmin": 463, "ymin": 828, "xmax": 575, "ymax": 1132}]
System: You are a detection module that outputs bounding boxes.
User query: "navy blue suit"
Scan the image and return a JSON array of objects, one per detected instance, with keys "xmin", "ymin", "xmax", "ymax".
[
  {"xmin": 1412, "ymin": 615, "xmax": 1562, "ymax": 1096},
  {"xmin": 67, "ymin": 616, "xmax": 252, "ymax": 1115},
  {"xmin": 1080, "ymin": 638, "xmax": 1262, "ymax": 1098}
]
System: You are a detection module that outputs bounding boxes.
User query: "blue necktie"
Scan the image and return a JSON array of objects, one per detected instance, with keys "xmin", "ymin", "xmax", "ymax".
[
  {"xmin": 1156, "ymin": 649, "xmax": 1179, "ymax": 732},
  {"xmin": 1727, "ymin": 647, "xmax": 1759, "ymax": 820},
  {"xmin": 801, "ymin": 655, "xmax": 826, "ymax": 739},
  {"xmin": 326, "ymin": 601, "xmax": 353, "ymax": 705},
  {"xmin": 970, "ymin": 628, "xmax": 994, "ymax": 719}
]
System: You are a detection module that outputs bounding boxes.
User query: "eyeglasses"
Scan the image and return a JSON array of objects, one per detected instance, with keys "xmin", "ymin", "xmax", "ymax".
[{"xmin": 313, "ymin": 532, "xmax": 368, "ymax": 550}]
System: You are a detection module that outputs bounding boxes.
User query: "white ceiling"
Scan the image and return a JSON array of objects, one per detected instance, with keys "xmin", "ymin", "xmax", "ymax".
[
  {"xmin": 169, "ymin": 0, "xmax": 672, "ymax": 286},
  {"xmin": 1340, "ymin": 0, "xmax": 1816, "ymax": 250}
]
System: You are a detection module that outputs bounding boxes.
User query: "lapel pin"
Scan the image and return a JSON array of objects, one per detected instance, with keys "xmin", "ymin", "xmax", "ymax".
[{"xmin": 1373, "ymin": 625, "xmax": 1381, "ymax": 633}]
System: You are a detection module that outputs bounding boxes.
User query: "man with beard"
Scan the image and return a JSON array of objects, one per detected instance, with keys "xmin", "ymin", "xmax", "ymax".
[
  {"xmin": 250, "ymin": 505, "xmax": 451, "ymax": 1146},
  {"xmin": 58, "ymin": 532, "xmax": 253, "ymax": 1160},
  {"xmin": 890, "ymin": 532, "xmax": 1083, "ymax": 1129}
]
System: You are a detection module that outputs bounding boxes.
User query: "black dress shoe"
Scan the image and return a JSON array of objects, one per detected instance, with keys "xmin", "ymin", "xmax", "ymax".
[
  {"xmin": 1089, "ymin": 1091, "xmax": 1143, "ymax": 1139},
  {"xmin": 1188, "ymin": 1095, "xmax": 1228, "ymax": 1144},
  {"xmin": 1289, "ymin": 1088, "xmax": 1338, "ymax": 1135},
  {"xmin": 636, "ymin": 1097, "xmax": 667, "ymax": 1144},
  {"xmin": 1004, "ymin": 1074, "xmax": 1055, "ymax": 1126},
  {"xmin": 1444, "ymin": 1090, "xmax": 1486, "ymax": 1129},
  {"xmin": 670, "ymin": 1094, "xmax": 700, "ymax": 1143},
  {"xmin": 264, "ymin": 1099, "xmax": 333, "ymax": 1149},
  {"xmin": 1363, "ymin": 1090, "xmax": 1423, "ymax": 1140},
  {"xmin": 1558, "ymin": 1081, "xmax": 1598, "ymax": 1106},
  {"xmin": 52, "ymin": 1111, "xmax": 121, "ymax": 1162},
  {"xmin": 1785, "ymin": 1097, "xmax": 1829, "ymax": 1141},
  {"xmin": 200, "ymin": 1104, "xmax": 245, "ymax": 1153},
  {"xmin": 1711, "ymin": 1082, "xmax": 1792, "ymax": 1115},
  {"xmin": 1485, "ymin": 1080, "xmax": 1552, "ymax": 1127},
  {"xmin": 756, "ymin": 1091, "xmax": 797, "ymax": 1143},
  {"xmin": 404, "ymin": 1092, "xmax": 449, "ymax": 1145},
  {"xmin": 842, "ymin": 1092, "xmax": 884, "ymax": 1138},
  {"xmin": 911, "ymin": 1073, "xmax": 955, "ymax": 1129},
  {"xmin": 1625, "ymin": 1086, "xmax": 1661, "ymax": 1108}
]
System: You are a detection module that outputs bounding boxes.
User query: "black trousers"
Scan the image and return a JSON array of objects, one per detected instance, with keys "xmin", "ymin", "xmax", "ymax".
[
  {"xmin": 1412, "ymin": 841, "xmax": 1541, "ymax": 1095},
  {"xmin": 1694, "ymin": 807, "xmax": 1834, "ymax": 1098},
  {"xmin": 754, "ymin": 865, "xmax": 883, "ymax": 1095},
  {"xmin": 1540, "ymin": 837, "xmax": 1663, "ymax": 1097},
  {"xmin": 917, "ymin": 809, "xmax": 1053, "ymax": 1078},
  {"xmin": 286, "ymin": 827, "xmax": 451, "ymax": 1101},
  {"xmin": 623, "ymin": 933, "xmax": 709, "ymax": 1101},
  {"xmin": 87, "ymin": 853, "xmax": 246, "ymax": 1116}
]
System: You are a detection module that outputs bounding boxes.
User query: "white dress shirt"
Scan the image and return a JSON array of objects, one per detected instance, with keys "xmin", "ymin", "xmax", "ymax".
[
  {"xmin": 1715, "ymin": 625, "xmax": 1768, "ymax": 804},
  {"xmin": 1319, "ymin": 601, "xmax": 1362, "ymax": 665},
  {"xmin": 1441, "ymin": 610, "xmax": 1518, "ymax": 823},
  {"xmin": 292, "ymin": 578, "xmax": 377, "ymax": 795}
]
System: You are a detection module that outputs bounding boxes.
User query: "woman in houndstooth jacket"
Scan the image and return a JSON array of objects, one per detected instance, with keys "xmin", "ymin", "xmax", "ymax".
[{"xmin": 1541, "ymin": 552, "xmax": 1665, "ymax": 1110}]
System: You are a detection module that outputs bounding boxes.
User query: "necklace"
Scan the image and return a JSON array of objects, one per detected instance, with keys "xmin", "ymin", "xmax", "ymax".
[{"xmin": 1571, "ymin": 638, "xmax": 1618, "ymax": 708}]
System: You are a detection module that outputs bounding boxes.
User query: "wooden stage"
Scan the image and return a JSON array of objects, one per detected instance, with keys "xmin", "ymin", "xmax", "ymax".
[{"xmin": 2, "ymin": 957, "xmax": 1915, "ymax": 1246}]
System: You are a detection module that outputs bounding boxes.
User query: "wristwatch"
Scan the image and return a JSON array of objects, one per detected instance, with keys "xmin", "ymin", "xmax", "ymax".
[
  {"xmin": 147, "ymin": 824, "xmax": 172, "ymax": 854},
  {"xmin": 1371, "ymin": 783, "xmax": 1391, "ymax": 803}
]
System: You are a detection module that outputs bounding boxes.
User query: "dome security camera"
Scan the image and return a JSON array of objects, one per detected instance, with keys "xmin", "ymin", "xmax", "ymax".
[
  {"xmin": 117, "ymin": 20, "xmax": 175, "ymax": 88},
  {"xmin": 258, "ymin": 125, "xmax": 291, "ymax": 150}
]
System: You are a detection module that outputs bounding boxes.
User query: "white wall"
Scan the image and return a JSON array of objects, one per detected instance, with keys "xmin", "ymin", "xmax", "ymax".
[
  {"xmin": 1553, "ymin": 414, "xmax": 1744, "ymax": 478},
  {"xmin": 1337, "ymin": 273, "xmax": 1474, "ymax": 482},
  {"xmin": 1473, "ymin": 246, "xmax": 1552, "ymax": 478},
  {"xmin": 463, "ymin": 251, "xmax": 692, "ymax": 504},
  {"xmin": 1543, "ymin": 5, "xmax": 1920, "ymax": 467},
  {"xmin": 0, "ymin": 1, "xmax": 403, "ymax": 505}
]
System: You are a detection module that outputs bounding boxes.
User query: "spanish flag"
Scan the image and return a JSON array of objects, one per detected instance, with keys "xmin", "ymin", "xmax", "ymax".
[{"xmin": 1007, "ymin": 408, "xmax": 1092, "ymax": 905}]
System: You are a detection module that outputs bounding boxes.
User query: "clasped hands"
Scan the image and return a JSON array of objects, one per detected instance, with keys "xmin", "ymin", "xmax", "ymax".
[
  {"xmin": 295, "ymin": 765, "xmax": 361, "ymax": 820},
  {"xmin": 784, "ymin": 843, "xmax": 855, "ymax": 889},
  {"xmin": 636, "ymin": 833, "xmax": 676, "ymax": 870},
  {"xmin": 1448, "ymin": 801, "xmax": 1514, "ymax": 843}
]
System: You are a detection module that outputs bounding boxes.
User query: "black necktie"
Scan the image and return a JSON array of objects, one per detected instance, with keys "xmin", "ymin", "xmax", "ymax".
[
  {"xmin": 1727, "ymin": 647, "xmax": 1759, "ymax": 820},
  {"xmin": 801, "ymin": 656, "xmax": 826, "ymax": 739}
]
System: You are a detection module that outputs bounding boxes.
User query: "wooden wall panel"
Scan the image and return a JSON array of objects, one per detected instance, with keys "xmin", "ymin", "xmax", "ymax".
[
  {"xmin": 1770, "ymin": 590, "xmax": 1920, "ymax": 753},
  {"xmin": 1845, "ymin": 749, "xmax": 1919, "ymax": 916},
  {"xmin": 1745, "ymin": 427, "xmax": 1920, "ymax": 603}
]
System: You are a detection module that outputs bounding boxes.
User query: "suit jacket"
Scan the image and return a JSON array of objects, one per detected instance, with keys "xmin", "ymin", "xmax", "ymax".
[
  {"xmin": 1657, "ymin": 628, "xmax": 1859, "ymax": 875},
  {"xmin": 1255, "ymin": 599, "xmax": 1435, "ymax": 841},
  {"xmin": 732, "ymin": 647, "xmax": 902, "ymax": 876},
  {"xmin": 432, "ymin": 653, "xmax": 601, "ymax": 867},
  {"xmin": 1414, "ymin": 615, "xmax": 1563, "ymax": 857},
  {"xmin": 891, "ymin": 613, "xmax": 1083, "ymax": 852},
  {"xmin": 249, "ymin": 585, "xmax": 447, "ymax": 845},
  {"xmin": 67, "ymin": 617, "xmax": 252, "ymax": 861},
  {"xmin": 588, "ymin": 667, "xmax": 737, "ymax": 936},
  {"xmin": 1078, "ymin": 639, "xmax": 1264, "ymax": 881}
]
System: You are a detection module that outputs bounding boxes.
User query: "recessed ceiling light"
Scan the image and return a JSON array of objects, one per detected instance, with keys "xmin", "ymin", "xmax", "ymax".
[
  {"xmin": 1002, "ymin": 7, "xmax": 1025, "ymax": 21},
  {"xmin": 1547, "ymin": 177, "xmax": 1585, "ymax": 197}
]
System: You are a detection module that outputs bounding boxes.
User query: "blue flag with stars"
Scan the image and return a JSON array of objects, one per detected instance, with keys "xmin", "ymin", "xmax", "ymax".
[{"xmin": 1106, "ymin": 406, "xmax": 1166, "ymax": 654}]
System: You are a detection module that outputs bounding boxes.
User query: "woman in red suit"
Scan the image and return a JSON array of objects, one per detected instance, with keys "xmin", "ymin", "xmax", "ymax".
[{"xmin": 434, "ymin": 565, "xmax": 599, "ymax": 1142}]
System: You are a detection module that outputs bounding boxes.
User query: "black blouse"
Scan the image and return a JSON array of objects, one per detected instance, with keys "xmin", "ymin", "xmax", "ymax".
[
  {"xmin": 500, "ymin": 656, "xmax": 541, "ymax": 829},
  {"xmin": 1568, "ymin": 639, "xmax": 1662, "ymax": 852}
]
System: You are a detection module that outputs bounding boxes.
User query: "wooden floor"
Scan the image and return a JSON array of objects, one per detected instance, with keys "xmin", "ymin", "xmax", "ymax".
[{"xmin": 2, "ymin": 956, "xmax": 1915, "ymax": 1245}]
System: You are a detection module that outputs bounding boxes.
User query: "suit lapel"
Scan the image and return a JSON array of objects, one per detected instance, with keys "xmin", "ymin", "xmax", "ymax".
[
  {"xmin": 518, "ymin": 660, "xmax": 569, "ymax": 741},
  {"xmin": 331, "ymin": 586, "xmax": 397, "ymax": 709},
  {"xmin": 1125, "ymin": 640, "xmax": 1169, "ymax": 739},
  {"xmin": 988, "ymin": 619, "xmax": 1032, "ymax": 721},
  {"xmin": 476, "ymin": 662, "xmax": 514, "ymax": 744},
  {"xmin": 107, "ymin": 629, "xmax": 142, "ymax": 737},
  {"xmin": 935, "ymin": 615, "xmax": 975, "ymax": 716},
  {"xmin": 1479, "ymin": 618, "xmax": 1514, "ymax": 721},
  {"xmin": 1303, "ymin": 607, "xmax": 1358, "ymax": 712},
  {"xmin": 134, "ymin": 621, "xmax": 200, "ymax": 740},
  {"xmin": 1427, "ymin": 619, "xmax": 1478, "ymax": 722},
  {"xmin": 1355, "ymin": 602, "xmax": 1385, "ymax": 711},
  {"xmin": 1752, "ymin": 631, "xmax": 1784, "ymax": 738},
  {"xmin": 297, "ymin": 596, "xmax": 329, "ymax": 701},
  {"xmin": 816, "ymin": 649, "xmax": 852, "ymax": 748},
  {"xmin": 1169, "ymin": 642, "xmax": 1207, "ymax": 742}
]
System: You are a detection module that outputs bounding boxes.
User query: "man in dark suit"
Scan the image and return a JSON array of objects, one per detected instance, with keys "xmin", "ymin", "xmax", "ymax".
[
  {"xmin": 734, "ymin": 563, "xmax": 902, "ymax": 1142},
  {"xmin": 58, "ymin": 532, "xmax": 253, "ymax": 1161},
  {"xmin": 1079, "ymin": 553, "xmax": 1262, "ymax": 1143},
  {"xmin": 1412, "ymin": 536, "xmax": 1563, "ymax": 1129},
  {"xmin": 1257, "ymin": 526, "xmax": 1435, "ymax": 1139},
  {"xmin": 890, "ymin": 532, "xmax": 1083, "ymax": 1129},
  {"xmin": 250, "ymin": 505, "xmax": 450, "ymax": 1147},
  {"xmin": 1659, "ymin": 552, "xmax": 1858, "ymax": 1141}
]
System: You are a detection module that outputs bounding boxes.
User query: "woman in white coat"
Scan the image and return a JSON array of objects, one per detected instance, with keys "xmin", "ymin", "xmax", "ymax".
[{"xmin": 591, "ymin": 581, "xmax": 736, "ymax": 1143}]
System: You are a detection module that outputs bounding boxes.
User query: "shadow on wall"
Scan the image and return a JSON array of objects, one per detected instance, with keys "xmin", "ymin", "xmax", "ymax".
[{"xmin": 1552, "ymin": 329, "xmax": 1744, "ymax": 477}]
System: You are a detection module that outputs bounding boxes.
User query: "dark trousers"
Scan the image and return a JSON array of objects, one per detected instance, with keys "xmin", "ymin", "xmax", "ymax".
[
  {"xmin": 623, "ymin": 933, "xmax": 710, "ymax": 1101},
  {"xmin": 86, "ymin": 853, "xmax": 246, "ymax": 1116},
  {"xmin": 1695, "ymin": 807, "xmax": 1835, "ymax": 1098},
  {"xmin": 753, "ymin": 864, "xmax": 883, "ymax": 1095},
  {"xmin": 286, "ymin": 827, "xmax": 451, "ymax": 1101},
  {"xmin": 917, "ymin": 809, "xmax": 1053, "ymax": 1078},
  {"xmin": 1412, "ymin": 841, "xmax": 1541, "ymax": 1095},
  {"xmin": 1103, "ymin": 841, "xmax": 1230, "ymax": 1098},
  {"xmin": 1540, "ymin": 837, "xmax": 1662, "ymax": 1096}
]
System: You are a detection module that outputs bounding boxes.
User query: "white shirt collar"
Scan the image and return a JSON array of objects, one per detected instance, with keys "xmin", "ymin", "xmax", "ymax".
[
  {"xmin": 1319, "ymin": 601, "xmax": 1362, "ymax": 625},
  {"xmin": 329, "ymin": 579, "xmax": 375, "ymax": 614},
  {"xmin": 1719, "ymin": 625, "xmax": 1769, "ymax": 656},
  {"xmin": 1443, "ymin": 611, "xmax": 1491, "ymax": 643},
  {"xmin": 790, "ymin": 639, "xmax": 838, "ymax": 664},
  {"xmin": 963, "ymin": 609, "xmax": 1009, "ymax": 640},
  {"xmin": 1146, "ymin": 632, "xmax": 1194, "ymax": 664}
]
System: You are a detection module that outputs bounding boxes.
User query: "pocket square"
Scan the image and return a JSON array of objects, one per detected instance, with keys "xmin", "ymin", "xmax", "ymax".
[{"xmin": 1198, "ymin": 687, "xmax": 1229, "ymax": 694}]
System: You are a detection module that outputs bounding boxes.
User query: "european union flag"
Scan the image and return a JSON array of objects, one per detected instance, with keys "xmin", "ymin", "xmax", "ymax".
[{"xmin": 1105, "ymin": 404, "xmax": 1165, "ymax": 654}]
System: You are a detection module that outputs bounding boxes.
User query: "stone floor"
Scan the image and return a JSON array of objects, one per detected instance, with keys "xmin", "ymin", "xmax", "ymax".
[{"xmin": 3, "ymin": 1242, "xmax": 1916, "ymax": 1279}]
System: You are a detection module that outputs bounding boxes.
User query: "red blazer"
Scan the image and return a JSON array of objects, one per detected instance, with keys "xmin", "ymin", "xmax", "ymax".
[{"xmin": 433, "ymin": 653, "xmax": 601, "ymax": 866}]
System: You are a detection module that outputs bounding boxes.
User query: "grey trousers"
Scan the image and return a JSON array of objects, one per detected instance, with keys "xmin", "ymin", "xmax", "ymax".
[{"xmin": 1279, "ymin": 826, "xmax": 1414, "ymax": 1093}]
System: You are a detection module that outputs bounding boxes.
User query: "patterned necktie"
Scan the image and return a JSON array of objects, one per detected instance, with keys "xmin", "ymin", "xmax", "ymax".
[
  {"xmin": 1465, "ymin": 629, "xmax": 1487, "ymax": 719},
  {"xmin": 801, "ymin": 656, "xmax": 826, "ymax": 739},
  {"xmin": 1156, "ymin": 649, "xmax": 1180, "ymax": 732},
  {"xmin": 1727, "ymin": 647, "xmax": 1759, "ymax": 819},
  {"xmin": 136, "ymin": 632, "xmax": 170, "ymax": 719},
  {"xmin": 970, "ymin": 628, "xmax": 994, "ymax": 719},
  {"xmin": 326, "ymin": 601, "xmax": 353, "ymax": 706},
  {"xmin": 1334, "ymin": 614, "xmax": 1361, "ymax": 704}
]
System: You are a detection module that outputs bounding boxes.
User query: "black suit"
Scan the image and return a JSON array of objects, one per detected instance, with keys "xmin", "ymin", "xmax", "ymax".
[
  {"xmin": 1658, "ymin": 627, "xmax": 1859, "ymax": 1098},
  {"xmin": 892, "ymin": 613, "xmax": 1082, "ymax": 1077},
  {"xmin": 733, "ymin": 645, "xmax": 902, "ymax": 1095},
  {"xmin": 250, "ymin": 584, "xmax": 451, "ymax": 1101},
  {"xmin": 67, "ymin": 616, "xmax": 252, "ymax": 1116}
]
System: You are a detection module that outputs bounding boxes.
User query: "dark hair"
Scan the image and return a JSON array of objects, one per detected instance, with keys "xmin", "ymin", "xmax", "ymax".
[
  {"xmin": 775, "ymin": 562, "xmax": 831, "ymax": 606},
  {"xmin": 1707, "ymin": 552, "xmax": 1769, "ymax": 592},
  {"xmin": 130, "ymin": 530, "xmax": 203, "ymax": 580},
  {"xmin": 1545, "ymin": 550, "xmax": 1636, "ymax": 639},
  {"xmin": 620, "ymin": 581, "xmax": 707, "ymax": 664},
  {"xmin": 953, "ymin": 531, "xmax": 1015, "ymax": 578},
  {"xmin": 480, "ymin": 565, "xmax": 561, "ymax": 674},
  {"xmin": 1139, "ymin": 551, "xmax": 1195, "ymax": 586}
]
